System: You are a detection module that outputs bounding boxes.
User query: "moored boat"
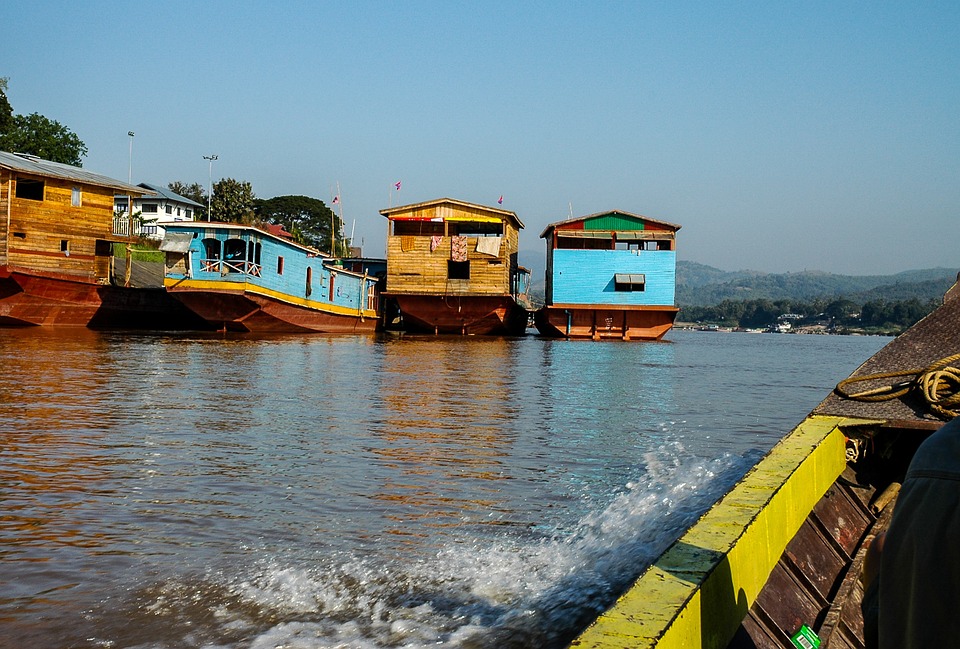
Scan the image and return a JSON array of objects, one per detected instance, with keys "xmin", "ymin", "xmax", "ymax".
[
  {"xmin": 569, "ymin": 275, "xmax": 960, "ymax": 648},
  {"xmin": 379, "ymin": 198, "xmax": 531, "ymax": 335},
  {"xmin": 534, "ymin": 210, "xmax": 681, "ymax": 341},
  {"xmin": 0, "ymin": 151, "xmax": 203, "ymax": 329},
  {"xmin": 161, "ymin": 222, "xmax": 381, "ymax": 333}
]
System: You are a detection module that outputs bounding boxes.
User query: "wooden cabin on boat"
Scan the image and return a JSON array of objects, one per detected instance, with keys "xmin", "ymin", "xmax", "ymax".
[
  {"xmin": 0, "ymin": 151, "xmax": 196, "ymax": 328},
  {"xmin": 380, "ymin": 198, "xmax": 531, "ymax": 335},
  {"xmin": 161, "ymin": 221, "xmax": 380, "ymax": 333},
  {"xmin": 534, "ymin": 209, "xmax": 680, "ymax": 341}
]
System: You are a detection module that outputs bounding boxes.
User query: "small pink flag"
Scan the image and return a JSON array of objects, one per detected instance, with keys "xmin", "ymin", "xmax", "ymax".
[
  {"xmin": 395, "ymin": 180, "xmax": 402, "ymax": 191},
  {"xmin": 332, "ymin": 195, "xmax": 339, "ymax": 204},
  {"xmin": 498, "ymin": 195, "xmax": 503, "ymax": 205}
]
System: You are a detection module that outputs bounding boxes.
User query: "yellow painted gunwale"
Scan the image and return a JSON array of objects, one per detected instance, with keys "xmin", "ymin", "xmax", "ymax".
[
  {"xmin": 570, "ymin": 414, "xmax": 883, "ymax": 649},
  {"xmin": 164, "ymin": 277, "xmax": 377, "ymax": 319}
]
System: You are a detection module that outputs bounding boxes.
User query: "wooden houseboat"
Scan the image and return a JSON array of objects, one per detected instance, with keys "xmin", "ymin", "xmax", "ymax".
[
  {"xmin": 569, "ymin": 278, "xmax": 960, "ymax": 649},
  {"xmin": 379, "ymin": 198, "xmax": 531, "ymax": 335},
  {"xmin": 535, "ymin": 210, "xmax": 680, "ymax": 341},
  {"xmin": 161, "ymin": 222, "xmax": 380, "ymax": 333},
  {"xmin": 0, "ymin": 151, "xmax": 203, "ymax": 328}
]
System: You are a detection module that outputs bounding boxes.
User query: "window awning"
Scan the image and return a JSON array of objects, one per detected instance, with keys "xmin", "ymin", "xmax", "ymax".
[
  {"xmin": 615, "ymin": 273, "xmax": 646, "ymax": 284},
  {"xmin": 556, "ymin": 230, "xmax": 613, "ymax": 239},
  {"xmin": 159, "ymin": 231, "xmax": 193, "ymax": 253},
  {"xmin": 614, "ymin": 231, "xmax": 674, "ymax": 240}
]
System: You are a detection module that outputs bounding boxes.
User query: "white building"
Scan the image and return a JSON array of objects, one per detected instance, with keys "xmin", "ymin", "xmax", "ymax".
[{"xmin": 114, "ymin": 182, "xmax": 204, "ymax": 240}]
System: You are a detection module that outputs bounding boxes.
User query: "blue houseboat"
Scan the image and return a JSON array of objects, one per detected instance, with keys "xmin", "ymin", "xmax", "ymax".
[
  {"xmin": 534, "ymin": 210, "xmax": 681, "ymax": 341},
  {"xmin": 160, "ymin": 222, "xmax": 380, "ymax": 333}
]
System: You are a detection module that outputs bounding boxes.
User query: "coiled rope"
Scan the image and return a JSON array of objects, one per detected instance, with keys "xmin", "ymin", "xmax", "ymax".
[{"xmin": 835, "ymin": 353, "xmax": 960, "ymax": 420}]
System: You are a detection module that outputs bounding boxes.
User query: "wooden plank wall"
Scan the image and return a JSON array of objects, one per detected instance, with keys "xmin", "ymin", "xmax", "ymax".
[
  {"xmin": 6, "ymin": 176, "xmax": 118, "ymax": 281},
  {"xmin": 1, "ymin": 171, "xmax": 9, "ymax": 267},
  {"xmin": 386, "ymin": 226, "xmax": 519, "ymax": 295}
]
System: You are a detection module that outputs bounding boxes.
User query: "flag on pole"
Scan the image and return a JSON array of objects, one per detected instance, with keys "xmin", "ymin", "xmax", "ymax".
[
  {"xmin": 498, "ymin": 195, "xmax": 503, "ymax": 205},
  {"xmin": 395, "ymin": 180, "xmax": 402, "ymax": 191},
  {"xmin": 332, "ymin": 195, "xmax": 339, "ymax": 204}
]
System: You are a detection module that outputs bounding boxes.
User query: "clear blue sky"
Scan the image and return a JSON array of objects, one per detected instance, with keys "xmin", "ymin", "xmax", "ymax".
[{"xmin": 5, "ymin": 1, "xmax": 958, "ymax": 274}]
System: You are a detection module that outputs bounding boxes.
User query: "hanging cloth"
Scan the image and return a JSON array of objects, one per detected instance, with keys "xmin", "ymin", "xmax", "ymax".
[{"xmin": 451, "ymin": 236, "xmax": 468, "ymax": 262}]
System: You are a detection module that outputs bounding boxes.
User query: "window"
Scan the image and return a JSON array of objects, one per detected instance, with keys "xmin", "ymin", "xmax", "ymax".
[
  {"xmin": 201, "ymin": 238, "xmax": 221, "ymax": 271},
  {"xmin": 277, "ymin": 256, "xmax": 284, "ymax": 275},
  {"xmin": 71, "ymin": 187, "xmax": 81, "ymax": 207},
  {"xmin": 614, "ymin": 273, "xmax": 646, "ymax": 292},
  {"xmin": 185, "ymin": 208, "xmax": 192, "ymax": 219},
  {"xmin": 60, "ymin": 240, "xmax": 70, "ymax": 255},
  {"xmin": 166, "ymin": 205, "xmax": 173, "ymax": 214},
  {"xmin": 142, "ymin": 203, "xmax": 158, "ymax": 213},
  {"xmin": 15, "ymin": 178, "xmax": 44, "ymax": 201},
  {"xmin": 448, "ymin": 260, "xmax": 470, "ymax": 279},
  {"xmin": 305, "ymin": 267, "xmax": 312, "ymax": 296},
  {"xmin": 393, "ymin": 220, "xmax": 444, "ymax": 236},
  {"xmin": 450, "ymin": 221, "xmax": 503, "ymax": 237}
]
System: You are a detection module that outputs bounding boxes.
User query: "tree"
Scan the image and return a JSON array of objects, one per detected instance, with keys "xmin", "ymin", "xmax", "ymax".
[
  {"xmin": 0, "ymin": 78, "xmax": 87, "ymax": 166},
  {"xmin": 210, "ymin": 178, "xmax": 256, "ymax": 224},
  {"xmin": 168, "ymin": 181, "xmax": 208, "ymax": 220},
  {"xmin": 0, "ymin": 78, "xmax": 13, "ymax": 135},
  {"xmin": 253, "ymin": 195, "xmax": 343, "ymax": 253}
]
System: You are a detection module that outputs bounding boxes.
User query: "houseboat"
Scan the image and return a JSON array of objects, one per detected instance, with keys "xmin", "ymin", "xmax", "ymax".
[
  {"xmin": 570, "ymin": 278, "xmax": 960, "ymax": 649},
  {"xmin": 0, "ymin": 151, "xmax": 204, "ymax": 328},
  {"xmin": 160, "ymin": 222, "xmax": 380, "ymax": 333},
  {"xmin": 534, "ymin": 209, "xmax": 681, "ymax": 341},
  {"xmin": 379, "ymin": 198, "xmax": 531, "ymax": 335}
]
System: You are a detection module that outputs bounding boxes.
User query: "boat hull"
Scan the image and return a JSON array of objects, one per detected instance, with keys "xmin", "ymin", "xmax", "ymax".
[
  {"xmin": 533, "ymin": 304, "xmax": 678, "ymax": 341},
  {"xmin": 384, "ymin": 293, "xmax": 529, "ymax": 335},
  {"xmin": 168, "ymin": 286, "xmax": 378, "ymax": 334},
  {"xmin": 0, "ymin": 266, "xmax": 208, "ymax": 329}
]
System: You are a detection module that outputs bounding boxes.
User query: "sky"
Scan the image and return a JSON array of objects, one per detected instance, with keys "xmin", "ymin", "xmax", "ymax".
[{"xmin": 4, "ymin": 1, "xmax": 958, "ymax": 275}]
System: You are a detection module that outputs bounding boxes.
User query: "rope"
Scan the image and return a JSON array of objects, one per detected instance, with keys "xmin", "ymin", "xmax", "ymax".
[{"xmin": 835, "ymin": 352, "xmax": 960, "ymax": 420}]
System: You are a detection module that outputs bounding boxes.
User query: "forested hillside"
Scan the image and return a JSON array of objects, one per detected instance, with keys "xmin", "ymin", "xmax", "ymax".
[{"xmin": 677, "ymin": 261, "xmax": 957, "ymax": 306}]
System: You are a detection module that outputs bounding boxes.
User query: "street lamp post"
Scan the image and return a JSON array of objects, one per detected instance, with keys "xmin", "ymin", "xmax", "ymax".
[
  {"xmin": 127, "ymin": 131, "xmax": 135, "ymax": 184},
  {"xmin": 203, "ymin": 155, "xmax": 218, "ymax": 221}
]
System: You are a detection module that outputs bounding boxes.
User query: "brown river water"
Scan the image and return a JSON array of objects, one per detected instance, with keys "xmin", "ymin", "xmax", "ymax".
[{"xmin": 0, "ymin": 327, "xmax": 886, "ymax": 648}]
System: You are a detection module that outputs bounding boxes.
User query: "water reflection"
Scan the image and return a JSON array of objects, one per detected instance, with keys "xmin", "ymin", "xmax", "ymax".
[{"xmin": 0, "ymin": 328, "xmax": 888, "ymax": 649}]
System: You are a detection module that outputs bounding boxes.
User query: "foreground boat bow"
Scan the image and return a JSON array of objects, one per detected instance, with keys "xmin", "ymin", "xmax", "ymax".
[{"xmin": 570, "ymin": 276, "xmax": 960, "ymax": 649}]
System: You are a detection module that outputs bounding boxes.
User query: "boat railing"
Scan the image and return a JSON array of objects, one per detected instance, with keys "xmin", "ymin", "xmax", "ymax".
[{"xmin": 200, "ymin": 258, "xmax": 262, "ymax": 277}]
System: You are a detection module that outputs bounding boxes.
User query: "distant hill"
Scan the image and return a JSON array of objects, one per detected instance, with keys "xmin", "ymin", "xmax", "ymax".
[{"xmin": 677, "ymin": 261, "xmax": 958, "ymax": 306}]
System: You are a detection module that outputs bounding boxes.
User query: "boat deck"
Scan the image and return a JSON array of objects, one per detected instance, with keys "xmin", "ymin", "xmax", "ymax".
[{"xmin": 733, "ymin": 286, "xmax": 960, "ymax": 648}]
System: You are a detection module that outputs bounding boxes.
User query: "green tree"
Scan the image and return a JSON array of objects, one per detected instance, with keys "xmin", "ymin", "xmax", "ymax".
[
  {"xmin": 0, "ymin": 78, "xmax": 13, "ymax": 134},
  {"xmin": 253, "ymin": 195, "xmax": 343, "ymax": 253},
  {"xmin": 210, "ymin": 178, "xmax": 256, "ymax": 224}
]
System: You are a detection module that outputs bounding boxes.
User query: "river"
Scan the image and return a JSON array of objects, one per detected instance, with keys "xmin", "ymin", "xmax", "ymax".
[{"xmin": 0, "ymin": 328, "xmax": 887, "ymax": 649}]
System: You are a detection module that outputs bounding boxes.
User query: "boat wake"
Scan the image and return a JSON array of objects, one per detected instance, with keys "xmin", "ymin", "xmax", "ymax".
[{"xmin": 93, "ymin": 444, "xmax": 756, "ymax": 649}]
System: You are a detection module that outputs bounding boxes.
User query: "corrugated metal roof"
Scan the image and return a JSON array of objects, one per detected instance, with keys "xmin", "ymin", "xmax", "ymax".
[
  {"xmin": 0, "ymin": 150, "xmax": 147, "ymax": 194},
  {"xmin": 379, "ymin": 197, "xmax": 525, "ymax": 230},
  {"xmin": 137, "ymin": 182, "xmax": 204, "ymax": 207},
  {"xmin": 540, "ymin": 209, "xmax": 681, "ymax": 239}
]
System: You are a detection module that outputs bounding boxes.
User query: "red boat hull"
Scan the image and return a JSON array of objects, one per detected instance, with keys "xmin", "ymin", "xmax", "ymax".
[
  {"xmin": 0, "ymin": 266, "xmax": 206, "ymax": 329},
  {"xmin": 168, "ymin": 288, "xmax": 378, "ymax": 334},
  {"xmin": 385, "ymin": 293, "xmax": 529, "ymax": 335},
  {"xmin": 534, "ymin": 304, "xmax": 678, "ymax": 341}
]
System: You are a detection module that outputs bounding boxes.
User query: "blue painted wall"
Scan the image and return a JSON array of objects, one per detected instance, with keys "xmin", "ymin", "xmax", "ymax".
[{"xmin": 548, "ymin": 249, "xmax": 676, "ymax": 306}]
